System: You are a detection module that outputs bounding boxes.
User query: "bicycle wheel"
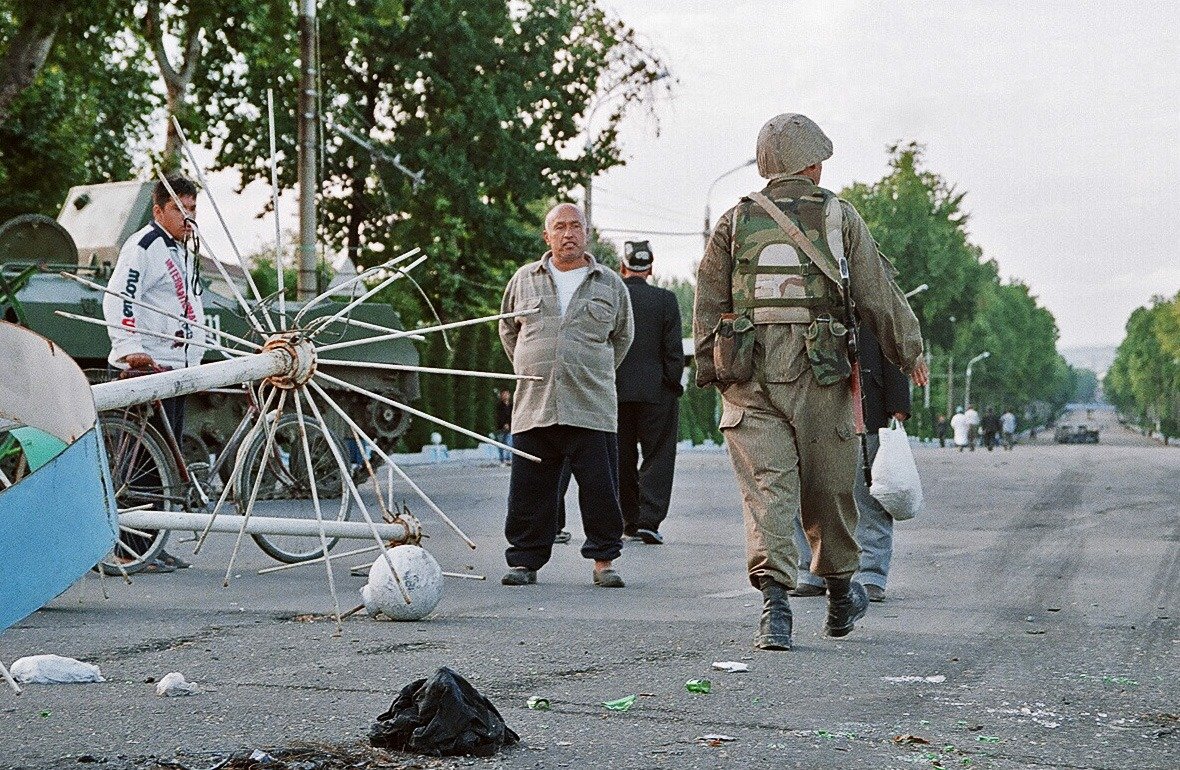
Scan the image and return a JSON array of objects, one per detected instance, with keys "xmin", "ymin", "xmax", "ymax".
[
  {"xmin": 95, "ymin": 415, "xmax": 181, "ymax": 575},
  {"xmin": 234, "ymin": 412, "xmax": 352, "ymax": 563}
]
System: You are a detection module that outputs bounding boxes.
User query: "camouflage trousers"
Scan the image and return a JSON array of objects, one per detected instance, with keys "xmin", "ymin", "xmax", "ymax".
[{"xmin": 719, "ymin": 367, "xmax": 860, "ymax": 589}]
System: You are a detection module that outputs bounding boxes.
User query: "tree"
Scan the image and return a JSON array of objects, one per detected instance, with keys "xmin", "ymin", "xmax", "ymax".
[
  {"xmin": 1106, "ymin": 292, "xmax": 1180, "ymax": 438},
  {"xmin": 0, "ymin": 2, "xmax": 156, "ymax": 219},
  {"xmin": 195, "ymin": 0, "xmax": 668, "ymax": 320},
  {"xmin": 841, "ymin": 143, "xmax": 993, "ymax": 354}
]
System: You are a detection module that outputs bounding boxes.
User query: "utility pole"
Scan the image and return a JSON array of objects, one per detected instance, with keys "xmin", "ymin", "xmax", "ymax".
[{"xmin": 296, "ymin": 0, "xmax": 318, "ymax": 300}]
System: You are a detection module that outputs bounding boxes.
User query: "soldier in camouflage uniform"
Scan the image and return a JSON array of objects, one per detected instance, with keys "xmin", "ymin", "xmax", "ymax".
[{"xmin": 693, "ymin": 113, "xmax": 929, "ymax": 650}]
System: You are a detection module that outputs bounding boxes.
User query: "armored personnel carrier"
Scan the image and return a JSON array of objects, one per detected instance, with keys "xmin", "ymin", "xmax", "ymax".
[{"xmin": 0, "ymin": 181, "xmax": 419, "ymax": 459}]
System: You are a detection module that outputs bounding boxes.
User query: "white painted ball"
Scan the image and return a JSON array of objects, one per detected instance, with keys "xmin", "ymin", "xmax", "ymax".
[{"xmin": 360, "ymin": 545, "xmax": 443, "ymax": 621}]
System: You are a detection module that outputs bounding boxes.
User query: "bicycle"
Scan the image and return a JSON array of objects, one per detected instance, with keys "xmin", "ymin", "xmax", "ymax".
[{"xmin": 96, "ymin": 380, "xmax": 353, "ymax": 575}]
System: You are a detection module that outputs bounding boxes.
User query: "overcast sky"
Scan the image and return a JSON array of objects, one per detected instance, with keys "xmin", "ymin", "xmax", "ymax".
[
  {"xmin": 205, "ymin": 1, "xmax": 1177, "ymax": 350},
  {"xmin": 586, "ymin": 0, "xmax": 1179, "ymax": 349}
]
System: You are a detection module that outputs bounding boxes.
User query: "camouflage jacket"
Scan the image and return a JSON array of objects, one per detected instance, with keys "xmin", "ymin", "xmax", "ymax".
[{"xmin": 693, "ymin": 176, "xmax": 923, "ymax": 387}]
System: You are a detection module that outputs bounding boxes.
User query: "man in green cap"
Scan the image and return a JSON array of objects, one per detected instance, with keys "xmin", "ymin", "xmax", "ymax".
[{"xmin": 693, "ymin": 113, "xmax": 929, "ymax": 650}]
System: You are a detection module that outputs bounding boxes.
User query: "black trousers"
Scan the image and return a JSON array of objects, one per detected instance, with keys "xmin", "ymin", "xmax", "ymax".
[
  {"xmin": 617, "ymin": 393, "xmax": 679, "ymax": 534},
  {"xmin": 118, "ymin": 395, "xmax": 185, "ymax": 560},
  {"xmin": 505, "ymin": 425, "xmax": 623, "ymax": 570}
]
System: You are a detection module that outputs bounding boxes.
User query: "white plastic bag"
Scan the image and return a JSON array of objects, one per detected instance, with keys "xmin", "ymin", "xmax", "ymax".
[
  {"xmin": 869, "ymin": 420, "xmax": 924, "ymax": 520},
  {"xmin": 155, "ymin": 671, "xmax": 200, "ymax": 696},
  {"xmin": 10, "ymin": 654, "xmax": 104, "ymax": 684}
]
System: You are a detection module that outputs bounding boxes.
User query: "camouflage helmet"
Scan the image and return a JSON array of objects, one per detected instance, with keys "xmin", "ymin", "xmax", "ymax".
[{"xmin": 756, "ymin": 113, "xmax": 833, "ymax": 178}]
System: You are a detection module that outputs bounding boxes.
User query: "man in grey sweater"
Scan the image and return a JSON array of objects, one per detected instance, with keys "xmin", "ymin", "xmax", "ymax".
[{"xmin": 498, "ymin": 203, "xmax": 634, "ymax": 588}]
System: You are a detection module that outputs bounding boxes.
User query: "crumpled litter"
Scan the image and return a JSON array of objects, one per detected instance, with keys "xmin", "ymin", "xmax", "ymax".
[
  {"xmin": 697, "ymin": 734, "xmax": 737, "ymax": 746},
  {"xmin": 10, "ymin": 655, "xmax": 104, "ymax": 684},
  {"xmin": 603, "ymin": 694, "xmax": 637, "ymax": 712},
  {"xmin": 712, "ymin": 661, "xmax": 749, "ymax": 673},
  {"xmin": 155, "ymin": 671, "xmax": 200, "ymax": 696},
  {"xmin": 881, "ymin": 675, "xmax": 946, "ymax": 683}
]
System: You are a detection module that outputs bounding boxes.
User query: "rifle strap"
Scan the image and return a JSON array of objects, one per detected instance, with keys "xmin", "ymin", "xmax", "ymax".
[{"xmin": 747, "ymin": 191, "xmax": 845, "ymax": 297}]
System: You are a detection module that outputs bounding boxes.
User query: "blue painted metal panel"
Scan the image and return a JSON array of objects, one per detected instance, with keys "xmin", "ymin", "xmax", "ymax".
[{"xmin": 0, "ymin": 426, "xmax": 118, "ymax": 632}]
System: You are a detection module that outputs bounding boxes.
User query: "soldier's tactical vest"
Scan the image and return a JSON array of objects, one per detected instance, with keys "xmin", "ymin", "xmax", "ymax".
[
  {"xmin": 729, "ymin": 186, "xmax": 853, "ymax": 385},
  {"xmin": 730, "ymin": 186, "xmax": 845, "ymax": 325}
]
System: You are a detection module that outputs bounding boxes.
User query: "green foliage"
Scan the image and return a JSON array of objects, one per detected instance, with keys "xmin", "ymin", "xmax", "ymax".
[
  {"xmin": 0, "ymin": 3, "xmax": 156, "ymax": 219},
  {"xmin": 196, "ymin": 0, "xmax": 668, "ymax": 322},
  {"xmin": 841, "ymin": 143, "xmax": 992, "ymax": 353},
  {"xmin": 841, "ymin": 144, "xmax": 1072, "ymax": 435},
  {"xmin": 1071, "ymin": 368, "xmax": 1099, "ymax": 403},
  {"xmin": 1105, "ymin": 292, "xmax": 1180, "ymax": 437}
]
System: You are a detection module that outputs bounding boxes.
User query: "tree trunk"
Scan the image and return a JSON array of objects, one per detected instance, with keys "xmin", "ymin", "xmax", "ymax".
[
  {"xmin": 143, "ymin": 0, "xmax": 203, "ymax": 169},
  {"xmin": 0, "ymin": 4, "xmax": 68, "ymax": 124}
]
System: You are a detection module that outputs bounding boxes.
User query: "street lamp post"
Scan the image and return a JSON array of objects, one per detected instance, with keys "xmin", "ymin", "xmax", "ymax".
[
  {"xmin": 583, "ymin": 71, "xmax": 670, "ymax": 245},
  {"xmin": 703, "ymin": 158, "xmax": 757, "ymax": 249},
  {"xmin": 963, "ymin": 351, "xmax": 991, "ymax": 411}
]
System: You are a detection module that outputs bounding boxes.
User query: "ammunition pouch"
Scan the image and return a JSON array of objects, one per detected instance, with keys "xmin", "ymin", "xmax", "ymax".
[
  {"xmin": 804, "ymin": 315, "xmax": 852, "ymax": 386},
  {"xmin": 712, "ymin": 313, "xmax": 755, "ymax": 385}
]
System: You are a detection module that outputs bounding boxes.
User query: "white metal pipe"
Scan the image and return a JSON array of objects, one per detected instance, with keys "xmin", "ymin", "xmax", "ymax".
[
  {"xmin": 169, "ymin": 119, "xmax": 276, "ymax": 330},
  {"xmin": 316, "ymin": 307, "xmax": 539, "ymax": 354},
  {"xmin": 119, "ymin": 510, "xmax": 416, "ymax": 541},
  {"xmin": 308, "ymin": 254, "xmax": 427, "ymax": 333},
  {"xmin": 318, "ymin": 358, "xmax": 541, "ymax": 381},
  {"xmin": 57, "ymin": 311, "xmax": 248, "ymax": 359},
  {"xmin": 294, "ymin": 248, "xmax": 421, "ymax": 324},
  {"xmin": 267, "ymin": 89, "xmax": 286, "ymax": 329},
  {"xmin": 60, "ymin": 272, "xmax": 262, "ymax": 351},
  {"xmin": 307, "ymin": 380, "xmax": 477, "ymax": 549},
  {"xmin": 91, "ymin": 349, "xmax": 291, "ymax": 411}
]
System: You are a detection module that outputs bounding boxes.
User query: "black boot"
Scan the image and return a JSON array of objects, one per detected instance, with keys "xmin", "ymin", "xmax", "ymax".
[
  {"xmin": 825, "ymin": 577, "xmax": 868, "ymax": 638},
  {"xmin": 754, "ymin": 576, "xmax": 793, "ymax": 650}
]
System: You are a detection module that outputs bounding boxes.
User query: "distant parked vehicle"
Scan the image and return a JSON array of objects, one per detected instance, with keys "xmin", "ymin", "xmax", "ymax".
[{"xmin": 1054, "ymin": 424, "xmax": 1100, "ymax": 444}]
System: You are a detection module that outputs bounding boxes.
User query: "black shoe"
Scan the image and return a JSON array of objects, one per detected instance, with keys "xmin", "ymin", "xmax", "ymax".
[
  {"xmin": 501, "ymin": 567, "xmax": 537, "ymax": 586},
  {"xmin": 754, "ymin": 576, "xmax": 793, "ymax": 650},
  {"xmin": 825, "ymin": 578, "xmax": 869, "ymax": 637},
  {"xmin": 157, "ymin": 551, "xmax": 191, "ymax": 569},
  {"xmin": 865, "ymin": 584, "xmax": 886, "ymax": 602},
  {"xmin": 635, "ymin": 528, "xmax": 664, "ymax": 545},
  {"xmin": 789, "ymin": 582, "xmax": 826, "ymax": 597},
  {"xmin": 553, "ymin": 530, "xmax": 572, "ymax": 544}
]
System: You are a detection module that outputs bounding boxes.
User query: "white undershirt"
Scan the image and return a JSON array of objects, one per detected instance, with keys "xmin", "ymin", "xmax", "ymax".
[{"xmin": 548, "ymin": 262, "xmax": 588, "ymax": 316}]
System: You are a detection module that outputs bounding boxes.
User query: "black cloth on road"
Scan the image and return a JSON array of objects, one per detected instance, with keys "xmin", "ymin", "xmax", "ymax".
[{"xmin": 370, "ymin": 666, "xmax": 519, "ymax": 757}]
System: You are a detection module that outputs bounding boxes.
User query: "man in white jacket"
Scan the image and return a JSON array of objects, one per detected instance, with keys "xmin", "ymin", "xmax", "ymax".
[{"xmin": 102, "ymin": 177, "xmax": 204, "ymax": 572}]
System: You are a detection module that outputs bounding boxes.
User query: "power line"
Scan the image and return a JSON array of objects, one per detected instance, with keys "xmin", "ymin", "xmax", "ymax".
[{"xmin": 597, "ymin": 227, "xmax": 701, "ymax": 236}]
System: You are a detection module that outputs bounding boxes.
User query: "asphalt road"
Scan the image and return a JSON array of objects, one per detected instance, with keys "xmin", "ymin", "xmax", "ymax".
[{"xmin": 2, "ymin": 409, "xmax": 1176, "ymax": 769}]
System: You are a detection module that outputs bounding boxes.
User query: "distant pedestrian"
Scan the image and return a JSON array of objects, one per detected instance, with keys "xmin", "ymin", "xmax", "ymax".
[
  {"xmin": 614, "ymin": 240, "xmax": 684, "ymax": 546},
  {"xmin": 494, "ymin": 389, "xmax": 513, "ymax": 465},
  {"xmin": 981, "ymin": 407, "xmax": 1000, "ymax": 452},
  {"xmin": 1001, "ymin": 409, "xmax": 1017, "ymax": 450},
  {"xmin": 498, "ymin": 202, "xmax": 634, "ymax": 589},
  {"xmin": 950, "ymin": 406, "xmax": 969, "ymax": 451},
  {"xmin": 935, "ymin": 414, "xmax": 948, "ymax": 448},
  {"xmin": 964, "ymin": 405, "xmax": 980, "ymax": 451}
]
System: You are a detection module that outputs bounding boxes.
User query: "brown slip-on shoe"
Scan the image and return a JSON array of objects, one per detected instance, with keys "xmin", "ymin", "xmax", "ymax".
[{"xmin": 593, "ymin": 568, "xmax": 624, "ymax": 588}]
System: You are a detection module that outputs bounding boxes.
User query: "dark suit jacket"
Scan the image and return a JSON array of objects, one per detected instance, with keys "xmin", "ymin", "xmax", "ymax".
[
  {"xmin": 858, "ymin": 323, "xmax": 911, "ymax": 433},
  {"xmin": 616, "ymin": 276, "xmax": 685, "ymax": 403}
]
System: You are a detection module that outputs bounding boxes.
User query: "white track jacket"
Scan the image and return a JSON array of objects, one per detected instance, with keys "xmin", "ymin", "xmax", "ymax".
[{"xmin": 103, "ymin": 221, "xmax": 205, "ymax": 370}]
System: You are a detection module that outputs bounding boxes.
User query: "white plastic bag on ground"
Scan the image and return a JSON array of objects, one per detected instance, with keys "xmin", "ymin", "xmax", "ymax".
[
  {"xmin": 10, "ymin": 654, "xmax": 104, "ymax": 684},
  {"xmin": 869, "ymin": 420, "xmax": 924, "ymax": 520},
  {"xmin": 155, "ymin": 671, "xmax": 200, "ymax": 696}
]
